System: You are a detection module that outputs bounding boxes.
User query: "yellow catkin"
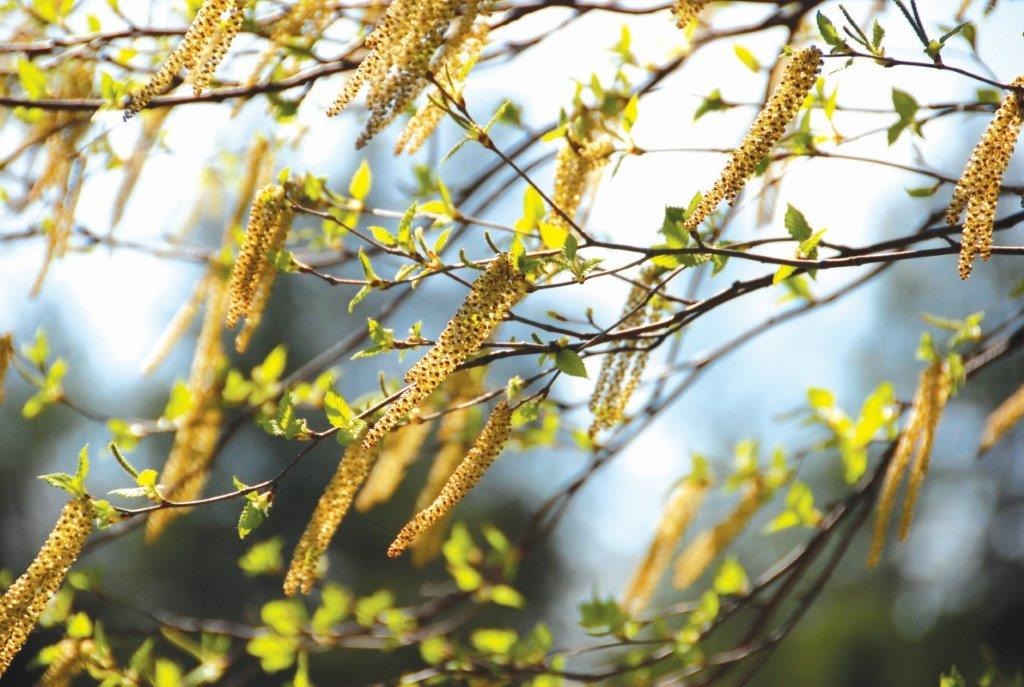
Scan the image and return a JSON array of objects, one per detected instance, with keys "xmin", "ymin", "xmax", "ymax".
[
  {"xmin": 622, "ymin": 467, "xmax": 711, "ymax": 616},
  {"xmin": 111, "ymin": 109, "xmax": 170, "ymax": 228},
  {"xmin": 140, "ymin": 274, "xmax": 209, "ymax": 376},
  {"xmin": 145, "ymin": 276, "xmax": 228, "ymax": 542},
  {"xmin": 550, "ymin": 137, "xmax": 614, "ymax": 233},
  {"xmin": 0, "ymin": 498, "xmax": 94, "ymax": 678},
  {"xmin": 284, "ymin": 434, "xmax": 376, "ymax": 596},
  {"xmin": 899, "ymin": 362, "xmax": 950, "ymax": 541},
  {"xmin": 0, "ymin": 333, "xmax": 12, "ymax": 405},
  {"xmin": 327, "ymin": 0, "xmax": 466, "ymax": 147},
  {"xmin": 38, "ymin": 638, "xmax": 91, "ymax": 687},
  {"xmin": 946, "ymin": 77, "xmax": 1024, "ymax": 279},
  {"xmin": 394, "ymin": 4, "xmax": 490, "ymax": 154},
  {"xmin": 684, "ymin": 47, "xmax": 822, "ymax": 235},
  {"xmin": 588, "ymin": 269, "xmax": 660, "ymax": 435},
  {"xmin": 410, "ymin": 369, "xmax": 484, "ymax": 566},
  {"xmin": 672, "ymin": 480, "xmax": 764, "ymax": 589},
  {"xmin": 355, "ymin": 413, "xmax": 434, "ymax": 512},
  {"xmin": 387, "ymin": 400, "xmax": 512, "ymax": 558},
  {"xmin": 124, "ymin": 0, "xmax": 245, "ymax": 117},
  {"xmin": 868, "ymin": 360, "xmax": 948, "ymax": 566},
  {"xmin": 363, "ymin": 254, "xmax": 525, "ymax": 453},
  {"xmin": 672, "ymin": 0, "xmax": 712, "ymax": 28},
  {"xmin": 226, "ymin": 183, "xmax": 292, "ymax": 348},
  {"xmin": 980, "ymin": 381, "xmax": 1024, "ymax": 451}
]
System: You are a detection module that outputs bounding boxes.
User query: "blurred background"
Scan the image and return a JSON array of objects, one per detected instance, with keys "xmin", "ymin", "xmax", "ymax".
[{"xmin": 1, "ymin": 0, "xmax": 1023, "ymax": 684}]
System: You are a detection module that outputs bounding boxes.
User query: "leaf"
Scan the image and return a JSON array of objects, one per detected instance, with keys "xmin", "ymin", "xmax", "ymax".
[
  {"xmin": 539, "ymin": 221, "xmax": 568, "ymax": 249},
  {"xmin": 348, "ymin": 160, "xmax": 371, "ymax": 201},
  {"xmin": 246, "ymin": 634, "xmax": 299, "ymax": 673},
  {"xmin": 784, "ymin": 204, "xmax": 812, "ymax": 242},
  {"xmin": 489, "ymin": 584, "xmax": 525, "ymax": 608},
  {"xmin": 733, "ymin": 45, "xmax": 760, "ymax": 72},
  {"xmin": 238, "ymin": 537, "xmax": 284, "ymax": 577},
  {"xmin": 773, "ymin": 264, "xmax": 797, "ymax": 284},
  {"xmin": 238, "ymin": 500, "xmax": 266, "ymax": 539},
  {"xmin": 471, "ymin": 629, "xmax": 518, "ymax": 656},
  {"xmin": 323, "ymin": 388, "xmax": 353, "ymax": 428},
  {"xmin": 554, "ymin": 349, "xmax": 588, "ymax": 378},
  {"xmin": 622, "ymin": 93, "xmax": 639, "ymax": 131},
  {"xmin": 693, "ymin": 89, "xmax": 728, "ymax": 121},
  {"xmin": 261, "ymin": 599, "xmax": 306, "ymax": 636},
  {"xmin": 17, "ymin": 58, "xmax": 47, "ymax": 99},
  {"xmin": 163, "ymin": 381, "xmax": 193, "ymax": 421},
  {"xmin": 816, "ymin": 12, "xmax": 843, "ymax": 47},
  {"xmin": 712, "ymin": 557, "xmax": 749, "ymax": 595}
]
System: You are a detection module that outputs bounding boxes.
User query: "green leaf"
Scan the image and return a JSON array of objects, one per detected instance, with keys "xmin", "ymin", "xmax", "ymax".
[
  {"xmin": 348, "ymin": 160, "xmax": 371, "ymax": 201},
  {"xmin": 354, "ymin": 590, "xmax": 394, "ymax": 626},
  {"xmin": 773, "ymin": 264, "xmax": 797, "ymax": 285},
  {"xmin": 252, "ymin": 345, "xmax": 287, "ymax": 386},
  {"xmin": 238, "ymin": 500, "xmax": 266, "ymax": 539},
  {"xmin": 733, "ymin": 45, "xmax": 760, "ymax": 72},
  {"xmin": 539, "ymin": 221, "xmax": 568, "ymax": 249},
  {"xmin": 784, "ymin": 204, "xmax": 812, "ymax": 242},
  {"xmin": 554, "ymin": 349, "xmax": 588, "ymax": 378},
  {"xmin": 163, "ymin": 381, "xmax": 193, "ymax": 421},
  {"xmin": 17, "ymin": 58, "xmax": 48, "ymax": 99},
  {"xmin": 489, "ymin": 584, "xmax": 525, "ymax": 608},
  {"xmin": 261, "ymin": 600, "xmax": 306, "ymax": 636},
  {"xmin": 311, "ymin": 584, "xmax": 352, "ymax": 632},
  {"xmin": 246, "ymin": 634, "xmax": 299, "ymax": 673},
  {"xmin": 471, "ymin": 628, "xmax": 518, "ymax": 656},
  {"xmin": 693, "ymin": 89, "xmax": 728, "ymax": 121},
  {"xmin": 712, "ymin": 557, "xmax": 749, "ymax": 595},
  {"xmin": 238, "ymin": 537, "xmax": 284, "ymax": 577},
  {"xmin": 66, "ymin": 611, "xmax": 92, "ymax": 639},
  {"xmin": 816, "ymin": 12, "xmax": 843, "ymax": 47}
]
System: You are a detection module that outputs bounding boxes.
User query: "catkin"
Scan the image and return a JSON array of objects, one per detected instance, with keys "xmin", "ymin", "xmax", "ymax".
[
  {"xmin": 672, "ymin": 0, "xmax": 712, "ymax": 28},
  {"xmin": 125, "ymin": 0, "xmax": 247, "ymax": 117},
  {"xmin": 355, "ymin": 413, "xmax": 434, "ymax": 512},
  {"xmin": 387, "ymin": 400, "xmax": 512, "ymax": 558},
  {"xmin": 946, "ymin": 77, "xmax": 1024, "ymax": 279},
  {"xmin": 672, "ymin": 480, "xmax": 764, "ymax": 589},
  {"xmin": 146, "ymin": 276, "xmax": 228, "ymax": 542},
  {"xmin": 327, "ymin": 0, "xmax": 467, "ymax": 147},
  {"xmin": 284, "ymin": 434, "xmax": 376, "ymax": 596},
  {"xmin": 684, "ymin": 47, "xmax": 822, "ymax": 235},
  {"xmin": 394, "ymin": 3, "xmax": 490, "ymax": 154},
  {"xmin": 0, "ymin": 498, "xmax": 94, "ymax": 678},
  {"xmin": 980, "ymin": 381, "xmax": 1024, "ymax": 451},
  {"xmin": 868, "ymin": 360, "xmax": 949, "ymax": 566},
  {"xmin": 111, "ymin": 109, "xmax": 170, "ymax": 228},
  {"xmin": 364, "ymin": 254, "xmax": 525, "ymax": 453},
  {"xmin": 410, "ymin": 369, "xmax": 484, "ymax": 566},
  {"xmin": 589, "ymin": 269, "xmax": 661, "ymax": 435},
  {"xmin": 550, "ymin": 137, "xmax": 615, "ymax": 233},
  {"xmin": 140, "ymin": 274, "xmax": 208, "ymax": 376},
  {"xmin": 0, "ymin": 333, "xmax": 12, "ymax": 405},
  {"xmin": 623, "ymin": 468, "xmax": 710, "ymax": 616},
  {"xmin": 226, "ymin": 183, "xmax": 292, "ymax": 352},
  {"xmin": 38, "ymin": 638, "xmax": 90, "ymax": 687}
]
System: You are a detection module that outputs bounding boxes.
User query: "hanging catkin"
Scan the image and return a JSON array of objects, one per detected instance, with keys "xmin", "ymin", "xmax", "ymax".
[
  {"xmin": 622, "ymin": 464, "xmax": 710, "ymax": 616},
  {"xmin": 146, "ymin": 274, "xmax": 228, "ymax": 542},
  {"xmin": 125, "ymin": 0, "xmax": 248, "ymax": 117},
  {"xmin": 388, "ymin": 401, "xmax": 512, "ymax": 558},
  {"xmin": 363, "ymin": 254, "xmax": 525, "ymax": 453},
  {"xmin": 284, "ymin": 434, "xmax": 376, "ymax": 596},
  {"xmin": 226, "ymin": 183, "xmax": 292, "ymax": 352},
  {"xmin": 0, "ymin": 498, "xmax": 94, "ymax": 678},
  {"xmin": 946, "ymin": 77, "xmax": 1024, "ymax": 279},
  {"xmin": 37, "ymin": 638, "xmax": 91, "ymax": 687},
  {"xmin": 410, "ymin": 369, "xmax": 484, "ymax": 566},
  {"xmin": 550, "ymin": 137, "xmax": 615, "ymax": 234},
  {"xmin": 672, "ymin": 479, "xmax": 764, "ymax": 589},
  {"xmin": 327, "ymin": 0, "xmax": 467, "ymax": 147},
  {"xmin": 355, "ymin": 412, "xmax": 434, "ymax": 512},
  {"xmin": 111, "ymin": 109, "xmax": 171, "ymax": 228},
  {"xmin": 868, "ymin": 359, "xmax": 949, "ymax": 566},
  {"xmin": 671, "ymin": 0, "xmax": 712, "ymax": 28},
  {"xmin": 980, "ymin": 381, "xmax": 1024, "ymax": 451},
  {"xmin": 684, "ymin": 47, "xmax": 821, "ymax": 235}
]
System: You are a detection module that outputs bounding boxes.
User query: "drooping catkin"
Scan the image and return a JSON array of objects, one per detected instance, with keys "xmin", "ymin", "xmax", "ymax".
[
  {"xmin": 684, "ymin": 47, "xmax": 822, "ymax": 235},
  {"xmin": 868, "ymin": 360, "xmax": 949, "ymax": 566},
  {"xmin": 111, "ymin": 109, "xmax": 170, "ymax": 228},
  {"xmin": 355, "ymin": 412, "xmax": 434, "ymax": 512},
  {"xmin": 140, "ymin": 274, "xmax": 208, "ymax": 376},
  {"xmin": 550, "ymin": 137, "xmax": 615, "ymax": 233},
  {"xmin": 284, "ymin": 434, "xmax": 376, "ymax": 596},
  {"xmin": 0, "ymin": 498, "xmax": 94, "ymax": 678},
  {"xmin": 394, "ymin": 3, "xmax": 490, "ymax": 155},
  {"xmin": 622, "ymin": 464, "xmax": 711, "ymax": 616},
  {"xmin": 38, "ymin": 638, "xmax": 91, "ymax": 687},
  {"xmin": 124, "ymin": 0, "xmax": 247, "ymax": 117},
  {"xmin": 145, "ymin": 276, "xmax": 228, "ymax": 542},
  {"xmin": 672, "ymin": 480, "xmax": 764, "ymax": 589},
  {"xmin": 388, "ymin": 400, "xmax": 511, "ymax": 558},
  {"xmin": 899, "ymin": 363, "xmax": 950, "ymax": 540},
  {"xmin": 0, "ymin": 333, "xmax": 12, "ymax": 405},
  {"xmin": 946, "ymin": 77, "xmax": 1024, "ymax": 279},
  {"xmin": 364, "ymin": 254, "xmax": 525, "ymax": 453},
  {"xmin": 980, "ymin": 381, "xmax": 1024, "ymax": 452},
  {"xmin": 671, "ymin": 0, "xmax": 712, "ymax": 28},
  {"xmin": 589, "ymin": 268, "xmax": 661, "ymax": 435},
  {"xmin": 226, "ymin": 183, "xmax": 292, "ymax": 352},
  {"xmin": 327, "ymin": 0, "xmax": 467, "ymax": 147},
  {"xmin": 410, "ymin": 369, "xmax": 484, "ymax": 566}
]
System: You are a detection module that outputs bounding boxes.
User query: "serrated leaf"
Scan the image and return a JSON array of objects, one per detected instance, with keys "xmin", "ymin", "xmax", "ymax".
[
  {"xmin": 348, "ymin": 160, "xmax": 371, "ymax": 201},
  {"xmin": 554, "ymin": 349, "xmax": 587, "ymax": 378}
]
